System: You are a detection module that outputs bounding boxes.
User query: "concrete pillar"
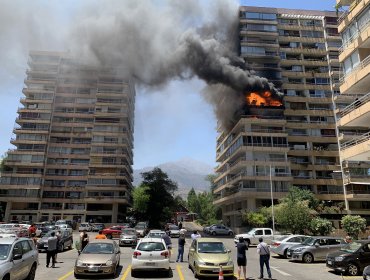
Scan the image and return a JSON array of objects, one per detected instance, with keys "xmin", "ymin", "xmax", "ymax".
[
  {"xmin": 4, "ymin": 202, "xmax": 12, "ymax": 222},
  {"xmin": 112, "ymin": 203, "xmax": 118, "ymax": 223},
  {"xmin": 246, "ymin": 198, "xmax": 256, "ymax": 211}
]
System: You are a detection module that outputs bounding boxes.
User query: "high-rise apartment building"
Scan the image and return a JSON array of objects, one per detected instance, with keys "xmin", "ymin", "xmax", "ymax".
[
  {"xmin": 214, "ymin": 6, "xmax": 358, "ymax": 231},
  {"xmin": 0, "ymin": 51, "xmax": 135, "ymax": 223},
  {"xmin": 336, "ymin": 0, "xmax": 370, "ymax": 214}
]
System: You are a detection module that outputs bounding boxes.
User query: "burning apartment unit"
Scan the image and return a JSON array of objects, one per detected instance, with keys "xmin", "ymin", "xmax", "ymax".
[
  {"xmin": 214, "ymin": 6, "xmax": 355, "ymax": 230},
  {"xmin": 0, "ymin": 51, "xmax": 135, "ymax": 223}
]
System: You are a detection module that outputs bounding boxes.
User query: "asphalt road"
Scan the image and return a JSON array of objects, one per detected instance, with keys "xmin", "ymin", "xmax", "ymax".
[{"xmin": 34, "ymin": 232, "xmax": 364, "ymax": 280}]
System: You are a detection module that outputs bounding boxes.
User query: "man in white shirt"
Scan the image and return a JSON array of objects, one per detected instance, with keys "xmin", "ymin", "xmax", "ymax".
[
  {"xmin": 256, "ymin": 237, "xmax": 272, "ymax": 280},
  {"xmin": 191, "ymin": 230, "xmax": 201, "ymax": 240}
]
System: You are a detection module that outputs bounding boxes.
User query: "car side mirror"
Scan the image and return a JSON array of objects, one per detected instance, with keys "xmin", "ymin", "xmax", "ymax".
[
  {"xmin": 12, "ymin": 254, "xmax": 22, "ymax": 261},
  {"xmin": 190, "ymin": 248, "xmax": 195, "ymax": 252}
]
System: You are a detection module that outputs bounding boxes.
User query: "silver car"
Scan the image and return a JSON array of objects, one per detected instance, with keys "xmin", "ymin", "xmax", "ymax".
[
  {"xmin": 270, "ymin": 235, "xmax": 308, "ymax": 257},
  {"xmin": 0, "ymin": 237, "xmax": 38, "ymax": 280},
  {"xmin": 287, "ymin": 236, "xmax": 345, "ymax": 263},
  {"xmin": 119, "ymin": 228, "xmax": 138, "ymax": 247},
  {"xmin": 209, "ymin": 225, "xmax": 234, "ymax": 236}
]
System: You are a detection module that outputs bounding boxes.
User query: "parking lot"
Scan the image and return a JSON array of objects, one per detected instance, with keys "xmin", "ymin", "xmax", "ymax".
[{"xmin": 32, "ymin": 232, "xmax": 365, "ymax": 280}]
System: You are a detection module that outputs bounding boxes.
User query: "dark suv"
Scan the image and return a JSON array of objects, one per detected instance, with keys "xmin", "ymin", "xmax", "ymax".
[{"xmin": 327, "ymin": 240, "xmax": 370, "ymax": 276}]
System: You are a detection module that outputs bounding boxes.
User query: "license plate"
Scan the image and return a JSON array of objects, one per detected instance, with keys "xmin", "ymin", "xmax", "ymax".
[
  {"xmin": 124, "ymin": 240, "xmax": 130, "ymax": 243},
  {"xmin": 213, "ymin": 269, "xmax": 220, "ymax": 272},
  {"xmin": 88, "ymin": 266, "xmax": 99, "ymax": 272},
  {"xmin": 327, "ymin": 260, "xmax": 332, "ymax": 265},
  {"xmin": 144, "ymin": 262, "xmax": 156, "ymax": 266}
]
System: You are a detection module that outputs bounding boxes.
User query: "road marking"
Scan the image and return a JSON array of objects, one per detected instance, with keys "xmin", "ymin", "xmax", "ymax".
[
  {"xmin": 121, "ymin": 265, "xmax": 131, "ymax": 280},
  {"xmin": 57, "ymin": 270, "xmax": 73, "ymax": 280},
  {"xmin": 271, "ymin": 266, "xmax": 292, "ymax": 276},
  {"xmin": 176, "ymin": 264, "xmax": 185, "ymax": 280}
]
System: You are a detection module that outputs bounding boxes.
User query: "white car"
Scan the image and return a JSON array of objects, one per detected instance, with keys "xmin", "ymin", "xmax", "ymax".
[
  {"xmin": 78, "ymin": 223, "xmax": 92, "ymax": 232},
  {"xmin": 58, "ymin": 224, "xmax": 73, "ymax": 234},
  {"xmin": 234, "ymin": 228, "xmax": 274, "ymax": 246},
  {"xmin": 146, "ymin": 230, "xmax": 166, "ymax": 238},
  {"xmin": 131, "ymin": 237, "xmax": 170, "ymax": 277}
]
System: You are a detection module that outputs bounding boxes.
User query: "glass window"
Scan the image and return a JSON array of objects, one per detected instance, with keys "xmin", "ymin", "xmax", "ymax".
[
  {"xmin": 245, "ymin": 12, "xmax": 276, "ymax": 20},
  {"xmin": 12, "ymin": 242, "xmax": 22, "ymax": 255},
  {"xmin": 21, "ymin": 241, "xmax": 32, "ymax": 254}
]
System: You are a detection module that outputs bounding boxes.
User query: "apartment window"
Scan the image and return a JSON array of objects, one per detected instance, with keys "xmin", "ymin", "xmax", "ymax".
[
  {"xmin": 289, "ymin": 42, "xmax": 299, "ymax": 48},
  {"xmin": 315, "ymin": 78, "xmax": 330, "ymax": 85},
  {"xmin": 357, "ymin": 6, "xmax": 370, "ymax": 31},
  {"xmin": 342, "ymin": 22, "xmax": 358, "ymax": 45},
  {"xmin": 243, "ymin": 12, "xmax": 277, "ymax": 20},
  {"xmin": 343, "ymin": 50, "xmax": 360, "ymax": 75},
  {"xmin": 301, "ymin": 30, "xmax": 324, "ymax": 38},
  {"xmin": 241, "ymin": 46, "xmax": 265, "ymax": 55},
  {"xmin": 246, "ymin": 24, "xmax": 277, "ymax": 32},
  {"xmin": 292, "ymin": 65, "xmax": 303, "ymax": 72}
]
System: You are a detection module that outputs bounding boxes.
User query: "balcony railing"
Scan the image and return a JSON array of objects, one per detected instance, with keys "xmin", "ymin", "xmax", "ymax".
[
  {"xmin": 340, "ymin": 91, "xmax": 370, "ymax": 118},
  {"xmin": 340, "ymin": 55, "xmax": 370, "ymax": 84},
  {"xmin": 340, "ymin": 19, "xmax": 370, "ymax": 53},
  {"xmin": 341, "ymin": 131, "xmax": 370, "ymax": 150}
]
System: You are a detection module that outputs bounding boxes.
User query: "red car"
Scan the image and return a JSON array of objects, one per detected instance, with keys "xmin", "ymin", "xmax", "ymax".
[{"xmin": 102, "ymin": 226, "xmax": 125, "ymax": 239}]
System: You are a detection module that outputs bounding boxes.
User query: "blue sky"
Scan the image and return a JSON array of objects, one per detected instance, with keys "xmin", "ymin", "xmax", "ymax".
[{"xmin": 0, "ymin": 0, "xmax": 336, "ymax": 169}]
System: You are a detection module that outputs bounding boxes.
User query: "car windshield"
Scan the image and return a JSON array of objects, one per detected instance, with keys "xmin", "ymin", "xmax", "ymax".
[
  {"xmin": 247, "ymin": 229, "xmax": 256, "ymax": 235},
  {"xmin": 148, "ymin": 232, "xmax": 164, "ymax": 238},
  {"xmin": 0, "ymin": 245, "xmax": 10, "ymax": 260},
  {"xmin": 169, "ymin": 225, "xmax": 179, "ymax": 230},
  {"xmin": 44, "ymin": 231, "xmax": 56, "ymax": 237},
  {"xmin": 198, "ymin": 242, "xmax": 227, "ymax": 253},
  {"xmin": 340, "ymin": 242, "xmax": 363, "ymax": 253},
  {"xmin": 138, "ymin": 242, "xmax": 165, "ymax": 251},
  {"xmin": 83, "ymin": 243, "xmax": 114, "ymax": 254},
  {"xmin": 123, "ymin": 230, "xmax": 136, "ymax": 235},
  {"xmin": 277, "ymin": 236, "xmax": 288, "ymax": 241},
  {"xmin": 301, "ymin": 237, "xmax": 315, "ymax": 246}
]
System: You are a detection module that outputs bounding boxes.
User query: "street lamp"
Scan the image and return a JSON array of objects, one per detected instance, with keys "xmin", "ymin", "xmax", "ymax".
[{"xmin": 270, "ymin": 165, "xmax": 276, "ymax": 234}]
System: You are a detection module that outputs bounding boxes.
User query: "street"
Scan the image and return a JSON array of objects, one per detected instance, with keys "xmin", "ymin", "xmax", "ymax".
[{"xmin": 34, "ymin": 232, "xmax": 364, "ymax": 280}]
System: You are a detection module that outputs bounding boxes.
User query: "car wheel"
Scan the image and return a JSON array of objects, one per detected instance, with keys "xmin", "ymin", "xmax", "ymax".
[
  {"xmin": 228, "ymin": 231, "xmax": 233, "ymax": 236},
  {"xmin": 347, "ymin": 263, "xmax": 359, "ymax": 276},
  {"xmin": 26, "ymin": 264, "xmax": 36, "ymax": 280},
  {"xmin": 303, "ymin": 253, "xmax": 314, "ymax": 263},
  {"xmin": 283, "ymin": 249, "xmax": 288, "ymax": 258},
  {"xmin": 2, "ymin": 274, "xmax": 10, "ymax": 280},
  {"xmin": 131, "ymin": 269, "xmax": 137, "ymax": 277},
  {"xmin": 212, "ymin": 231, "xmax": 216, "ymax": 236},
  {"xmin": 60, "ymin": 243, "xmax": 64, "ymax": 252},
  {"xmin": 107, "ymin": 234, "xmax": 112, "ymax": 239}
]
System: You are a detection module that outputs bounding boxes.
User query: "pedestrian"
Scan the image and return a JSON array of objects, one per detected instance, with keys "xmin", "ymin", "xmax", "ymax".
[
  {"xmin": 95, "ymin": 230, "xmax": 107, "ymax": 239},
  {"xmin": 80, "ymin": 229, "xmax": 89, "ymax": 251},
  {"xmin": 176, "ymin": 233, "xmax": 186, "ymax": 262},
  {"xmin": 178, "ymin": 221, "xmax": 183, "ymax": 230},
  {"xmin": 236, "ymin": 237, "xmax": 248, "ymax": 280},
  {"xmin": 162, "ymin": 232, "xmax": 172, "ymax": 260},
  {"xmin": 257, "ymin": 237, "xmax": 272, "ymax": 280},
  {"xmin": 46, "ymin": 231, "xmax": 58, "ymax": 268},
  {"xmin": 55, "ymin": 230, "xmax": 62, "ymax": 263},
  {"xmin": 191, "ymin": 230, "xmax": 201, "ymax": 240},
  {"xmin": 28, "ymin": 224, "xmax": 37, "ymax": 237}
]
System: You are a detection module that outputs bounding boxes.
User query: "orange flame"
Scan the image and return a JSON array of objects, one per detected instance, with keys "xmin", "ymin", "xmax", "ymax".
[{"xmin": 246, "ymin": 91, "xmax": 282, "ymax": 107}]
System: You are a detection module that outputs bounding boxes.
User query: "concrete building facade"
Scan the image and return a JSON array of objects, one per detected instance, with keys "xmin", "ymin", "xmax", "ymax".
[
  {"xmin": 214, "ymin": 6, "xmax": 362, "ymax": 231},
  {"xmin": 0, "ymin": 51, "xmax": 135, "ymax": 223},
  {"xmin": 336, "ymin": 0, "xmax": 370, "ymax": 214}
]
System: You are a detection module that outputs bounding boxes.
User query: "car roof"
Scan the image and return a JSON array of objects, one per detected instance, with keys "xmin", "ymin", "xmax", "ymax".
[
  {"xmin": 196, "ymin": 238, "xmax": 223, "ymax": 243},
  {"xmin": 0, "ymin": 237, "xmax": 29, "ymax": 244},
  {"xmin": 309, "ymin": 236, "xmax": 343, "ymax": 239},
  {"xmin": 89, "ymin": 239, "xmax": 117, "ymax": 244},
  {"xmin": 122, "ymin": 228, "xmax": 136, "ymax": 231},
  {"xmin": 139, "ymin": 237, "xmax": 165, "ymax": 242}
]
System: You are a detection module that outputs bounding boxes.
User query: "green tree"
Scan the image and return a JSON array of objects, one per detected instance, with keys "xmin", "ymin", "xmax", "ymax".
[
  {"xmin": 139, "ymin": 168, "xmax": 178, "ymax": 228},
  {"xmin": 275, "ymin": 200, "xmax": 313, "ymax": 234},
  {"xmin": 341, "ymin": 215, "xmax": 367, "ymax": 240},
  {"xmin": 186, "ymin": 189, "xmax": 220, "ymax": 225},
  {"xmin": 282, "ymin": 186, "xmax": 320, "ymax": 210},
  {"xmin": 243, "ymin": 211, "xmax": 268, "ymax": 227},
  {"xmin": 132, "ymin": 185, "xmax": 150, "ymax": 214},
  {"xmin": 0, "ymin": 153, "xmax": 11, "ymax": 172},
  {"xmin": 310, "ymin": 217, "xmax": 333, "ymax": 236}
]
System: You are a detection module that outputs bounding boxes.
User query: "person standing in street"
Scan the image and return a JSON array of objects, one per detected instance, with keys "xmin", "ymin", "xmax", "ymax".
[
  {"xmin": 236, "ymin": 237, "xmax": 248, "ymax": 280},
  {"xmin": 257, "ymin": 237, "xmax": 272, "ymax": 280},
  {"xmin": 80, "ymin": 229, "xmax": 89, "ymax": 251},
  {"xmin": 178, "ymin": 221, "xmax": 183, "ymax": 230},
  {"xmin": 176, "ymin": 233, "xmax": 186, "ymax": 262},
  {"xmin": 46, "ymin": 231, "xmax": 58, "ymax": 268},
  {"xmin": 162, "ymin": 232, "xmax": 172, "ymax": 260},
  {"xmin": 191, "ymin": 230, "xmax": 201, "ymax": 240},
  {"xmin": 95, "ymin": 230, "xmax": 107, "ymax": 239}
]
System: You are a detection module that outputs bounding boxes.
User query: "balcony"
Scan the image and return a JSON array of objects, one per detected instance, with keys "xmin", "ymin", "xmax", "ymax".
[
  {"xmin": 340, "ymin": 55, "xmax": 370, "ymax": 94},
  {"xmin": 341, "ymin": 131, "xmax": 370, "ymax": 161},
  {"xmin": 339, "ymin": 92, "xmax": 370, "ymax": 127},
  {"xmin": 338, "ymin": 0, "xmax": 370, "ymax": 33}
]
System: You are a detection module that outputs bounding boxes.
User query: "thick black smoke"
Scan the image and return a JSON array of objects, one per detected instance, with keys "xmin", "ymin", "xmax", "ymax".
[{"xmin": 69, "ymin": 0, "xmax": 281, "ymax": 130}]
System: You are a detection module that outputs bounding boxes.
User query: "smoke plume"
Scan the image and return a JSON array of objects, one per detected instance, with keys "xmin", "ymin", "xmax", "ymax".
[{"xmin": 69, "ymin": 0, "xmax": 281, "ymax": 130}]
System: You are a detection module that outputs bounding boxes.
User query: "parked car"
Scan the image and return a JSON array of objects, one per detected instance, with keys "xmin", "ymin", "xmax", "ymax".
[
  {"xmin": 131, "ymin": 237, "xmax": 171, "ymax": 277},
  {"xmin": 102, "ymin": 226, "xmax": 124, "ymax": 239},
  {"xmin": 326, "ymin": 240, "xmax": 370, "ymax": 276},
  {"xmin": 91, "ymin": 223, "xmax": 105, "ymax": 232},
  {"xmin": 209, "ymin": 225, "xmax": 234, "ymax": 236},
  {"xmin": 234, "ymin": 228, "xmax": 274, "ymax": 246},
  {"xmin": 58, "ymin": 224, "xmax": 73, "ymax": 234},
  {"xmin": 55, "ymin": 219, "xmax": 76, "ymax": 230},
  {"xmin": 287, "ymin": 236, "xmax": 345, "ymax": 263},
  {"xmin": 169, "ymin": 224, "xmax": 180, "ymax": 238},
  {"xmin": 40, "ymin": 225, "xmax": 60, "ymax": 237},
  {"xmin": 37, "ymin": 230, "xmax": 73, "ymax": 252},
  {"xmin": 74, "ymin": 239, "xmax": 121, "ymax": 279},
  {"xmin": 0, "ymin": 237, "xmax": 38, "ymax": 280},
  {"xmin": 147, "ymin": 230, "xmax": 166, "ymax": 238},
  {"xmin": 188, "ymin": 237, "xmax": 234, "ymax": 278},
  {"xmin": 119, "ymin": 228, "xmax": 138, "ymax": 247},
  {"xmin": 203, "ymin": 224, "xmax": 218, "ymax": 234},
  {"xmin": 78, "ymin": 223, "xmax": 92, "ymax": 232},
  {"xmin": 270, "ymin": 235, "xmax": 309, "ymax": 257}
]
